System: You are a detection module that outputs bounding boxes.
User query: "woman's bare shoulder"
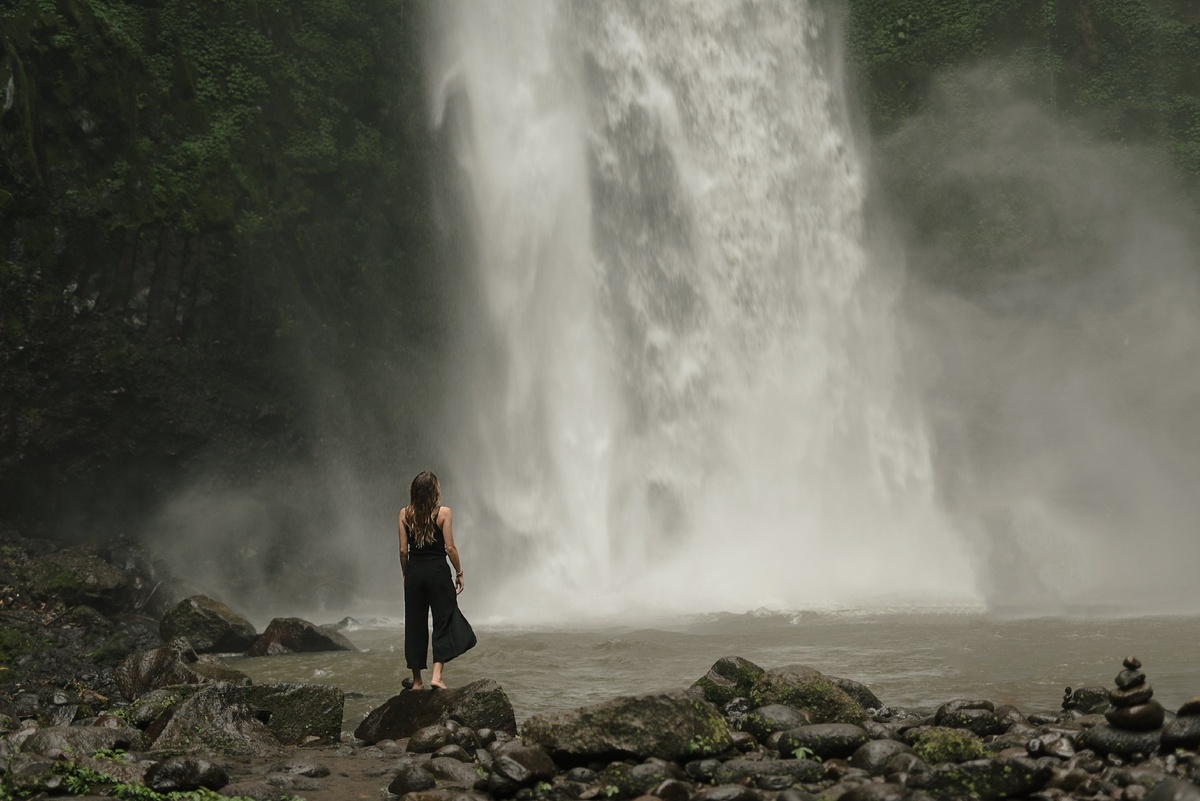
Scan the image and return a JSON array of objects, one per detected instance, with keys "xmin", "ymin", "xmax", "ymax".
[{"xmin": 438, "ymin": 505, "xmax": 453, "ymax": 522}]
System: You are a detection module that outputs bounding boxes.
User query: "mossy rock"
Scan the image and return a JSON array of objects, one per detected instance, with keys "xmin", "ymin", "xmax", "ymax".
[
  {"xmin": 748, "ymin": 665, "xmax": 866, "ymax": 724},
  {"xmin": 21, "ymin": 551, "xmax": 129, "ymax": 612},
  {"xmin": 241, "ymin": 683, "xmax": 344, "ymax": 745},
  {"xmin": 600, "ymin": 760, "xmax": 676, "ymax": 797},
  {"xmin": 124, "ymin": 685, "xmax": 204, "ymax": 729},
  {"xmin": 522, "ymin": 692, "xmax": 733, "ymax": 765},
  {"xmin": 0, "ymin": 626, "xmax": 48, "ymax": 667},
  {"xmin": 912, "ymin": 727, "xmax": 986, "ymax": 764},
  {"xmin": 160, "ymin": 595, "xmax": 257, "ymax": 654},
  {"xmin": 690, "ymin": 656, "xmax": 766, "ymax": 706},
  {"xmin": 916, "ymin": 757, "xmax": 1050, "ymax": 800}
]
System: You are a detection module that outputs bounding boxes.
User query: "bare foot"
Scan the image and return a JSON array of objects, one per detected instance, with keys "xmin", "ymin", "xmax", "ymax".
[
  {"xmin": 430, "ymin": 678, "xmax": 447, "ymax": 690},
  {"xmin": 411, "ymin": 682, "xmax": 425, "ymax": 691}
]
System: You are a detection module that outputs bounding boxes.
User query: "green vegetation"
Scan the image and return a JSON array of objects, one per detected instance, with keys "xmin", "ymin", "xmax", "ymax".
[
  {"xmin": 847, "ymin": 0, "xmax": 1200, "ymax": 183},
  {"xmin": 0, "ymin": 627, "xmax": 48, "ymax": 679},
  {"xmin": 0, "ymin": 0, "xmax": 440, "ymax": 536},
  {"xmin": 791, "ymin": 745, "xmax": 822, "ymax": 762},
  {"xmin": 46, "ymin": 760, "xmax": 291, "ymax": 800},
  {"xmin": 912, "ymin": 727, "xmax": 987, "ymax": 763}
]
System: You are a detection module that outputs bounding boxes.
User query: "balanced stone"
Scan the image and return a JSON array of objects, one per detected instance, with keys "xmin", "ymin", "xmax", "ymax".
[
  {"xmin": 1115, "ymin": 670, "xmax": 1146, "ymax": 690},
  {"xmin": 1106, "ymin": 700, "xmax": 1165, "ymax": 731},
  {"xmin": 1110, "ymin": 685, "xmax": 1154, "ymax": 707},
  {"xmin": 1123, "ymin": 656, "xmax": 1142, "ymax": 670}
]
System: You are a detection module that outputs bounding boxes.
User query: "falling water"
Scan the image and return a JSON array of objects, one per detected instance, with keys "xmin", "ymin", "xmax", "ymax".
[{"xmin": 431, "ymin": 0, "xmax": 976, "ymax": 621}]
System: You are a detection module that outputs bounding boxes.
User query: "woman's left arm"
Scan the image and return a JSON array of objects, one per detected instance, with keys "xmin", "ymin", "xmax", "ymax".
[
  {"xmin": 398, "ymin": 511, "xmax": 409, "ymax": 584},
  {"xmin": 441, "ymin": 507, "xmax": 465, "ymax": 594}
]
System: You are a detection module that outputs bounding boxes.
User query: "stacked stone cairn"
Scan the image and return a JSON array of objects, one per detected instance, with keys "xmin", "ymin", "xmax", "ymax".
[
  {"xmin": 1080, "ymin": 656, "xmax": 1169, "ymax": 759},
  {"xmin": 1107, "ymin": 657, "xmax": 1164, "ymax": 732}
]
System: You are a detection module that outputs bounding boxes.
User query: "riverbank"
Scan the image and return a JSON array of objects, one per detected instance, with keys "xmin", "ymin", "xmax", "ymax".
[{"xmin": 3, "ymin": 533, "xmax": 1200, "ymax": 801}]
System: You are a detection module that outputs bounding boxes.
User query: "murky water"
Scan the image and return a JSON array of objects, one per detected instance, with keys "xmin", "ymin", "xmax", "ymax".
[{"xmin": 227, "ymin": 611, "xmax": 1200, "ymax": 732}]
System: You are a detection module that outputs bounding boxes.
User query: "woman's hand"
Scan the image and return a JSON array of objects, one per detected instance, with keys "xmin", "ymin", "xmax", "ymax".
[{"xmin": 455, "ymin": 572, "xmax": 465, "ymax": 595}]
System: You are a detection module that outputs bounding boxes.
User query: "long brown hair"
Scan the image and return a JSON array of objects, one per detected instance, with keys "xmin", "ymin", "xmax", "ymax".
[{"xmin": 405, "ymin": 471, "xmax": 441, "ymax": 548}]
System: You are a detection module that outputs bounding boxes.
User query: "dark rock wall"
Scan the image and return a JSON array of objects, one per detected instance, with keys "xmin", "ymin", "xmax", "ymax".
[{"xmin": 0, "ymin": 0, "xmax": 447, "ymax": 547}]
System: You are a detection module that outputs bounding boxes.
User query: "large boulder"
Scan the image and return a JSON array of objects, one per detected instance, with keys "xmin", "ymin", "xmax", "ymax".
[
  {"xmin": 749, "ymin": 665, "xmax": 866, "ymax": 724},
  {"xmin": 149, "ymin": 683, "xmax": 282, "ymax": 756},
  {"xmin": 935, "ymin": 700, "xmax": 1007, "ymax": 737},
  {"xmin": 144, "ymin": 756, "xmax": 230, "ymax": 792},
  {"xmin": 124, "ymin": 686, "xmax": 204, "ymax": 729},
  {"xmin": 521, "ymin": 692, "xmax": 732, "ymax": 765},
  {"xmin": 690, "ymin": 657, "xmax": 765, "ymax": 706},
  {"xmin": 713, "ymin": 758, "xmax": 824, "ymax": 786},
  {"xmin": 850, "ymin": 739, "xmax": 915, "ymax": 775},
  {"xmin": 915, "ymin": 757, "xmax": 1051, "ymax": 800},
  {"xmin": 246, "ymin": 617, "xmax": 357, "ymax": 656},
  {"xmin": 740, "ymin": 704, "xmax": 812, "ymax": 742},
  {"xmin": 22, "ymin": 550, "xmax": 129, "ymax": 612},
  {"xmin": 1078, "ymin": 722, "xmax": 1163, "ymax": 758},
  {"xmin": 777, "ymin": 723, "xmax": 870, "ymax": 760},
  {"xmin": 355, "ymin": 679, "xmax": 516, "ymax": 743},
  {"xmin": 830, "ymin": 676, "xmax": 883, "ymax": 711},
  {"xmin": 160, "ymin": 596, "xmax": 257, "ymax": 654},
  {"xmin": 241, "ymin": 683, "xmax": 344, "ymax": 745},
  {"xmin": 113, "ymin": 640, "xmax": 251, "ymax": 700},
  {"xmin": 21, "ymin": 725, "xmax": 146, "ymax": 757}
]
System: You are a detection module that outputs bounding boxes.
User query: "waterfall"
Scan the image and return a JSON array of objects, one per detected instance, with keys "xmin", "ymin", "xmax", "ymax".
[{"xmin": 431, "ymin": 0, "xmax": 976, "ymax": 621}]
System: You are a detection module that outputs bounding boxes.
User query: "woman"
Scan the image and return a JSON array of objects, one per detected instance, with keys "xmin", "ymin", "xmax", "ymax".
[{"xmin": 399, "ymin": 470, "xmax": 467, "ymax": 690}]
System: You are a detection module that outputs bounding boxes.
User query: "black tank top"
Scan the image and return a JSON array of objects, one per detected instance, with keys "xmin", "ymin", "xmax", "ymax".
[{"xmin": 408, "ymin": 510, "xmax": 446, "ymax": 559}]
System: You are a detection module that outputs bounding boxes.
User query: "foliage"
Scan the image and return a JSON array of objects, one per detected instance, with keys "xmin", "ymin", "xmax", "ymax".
[
  {"xmin": 0, "ymin": 627, "xmax": 48, "ymax": 671},
  {"xmin": 48, "ymin": 760, "xmax": 296, "ymax": 801},
  {"xmin": 846, "ymin": 0, "xmax": 1200, "ymax": 183},
  {"xmin": 791, "ymin": 745, "xmax": 822, "ymax": 762},
  {"xmin": 91, "ymin": 748, "xmax": 129, "ymax": 762},
  {"xmin": 0, "ymin": 0, "xmax": 439, "ymax": 535}
]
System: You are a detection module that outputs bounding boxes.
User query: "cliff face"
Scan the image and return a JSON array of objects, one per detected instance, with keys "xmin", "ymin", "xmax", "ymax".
[
  {"xmin": 2, "ymin": 0, "xmax": 1197, "ymax": 542},
  {"xmin": 1, "ymin": 0, "xmax": 442, "ymax": 535}
]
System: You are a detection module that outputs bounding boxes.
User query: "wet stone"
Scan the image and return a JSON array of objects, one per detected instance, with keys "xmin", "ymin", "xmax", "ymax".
[
  {"xmin": 1106, "ymin": 701, "xmax": 1165, "ymax": 732},
  {"xmin": 389, "ymin": 765, "xmax": 438, "ymax": 795},
  {"xmin": 409, "ymin": 724, "xmax": 454, "ymax": 753},
  {"xmin": 685, "ymin": 759, "xmax": 722, "ymax": 783},
  {"xmin": 1143, "ymin": 778, "xmax": 1200, "ymax": 801},
  {"xmin": 1116, "ymin": 671, "xmax": 1146, "ymax": 690},
  {"xmin": 566, "ymin": 767, "xmax": 597, "ymax": 783},
  {"xmin": 1162, "ymin": 715, "xmax": 1200, "ymax": 751},
  {"xmin": 694, "ymin": 784, "xmax": 761, "ymax": 801},
  {"xmin": 1124, "ymin": 657, "xmax": 1143, "ymax": 671},
  {"xmin": 1079, "ymin": 723, "xmax": 1163, "ymax": 758},
  {"xmin": 268, "ymin": 759, "xmax": 330, "ymax": 778},
  {"xmin": 435, "ymin": 743, "xmax": 474, "ymax": 762},
  {"xmin": 1111, "ymin": 686, "xmax": 1156, "ymax": 708},
  {"xmin": 652, "ymin": 779, "xmax": 694, "ymax": 801},
  {"xmin": 849, "ymin": 739, "xmax": 915, "ymax": 776},
  {"xmin": 741, "ymin": 705, "xmax": 813, "ymax": 743},
  {"xmin": 777, "ymin": 724, "xmax": 870, "ymax": 760},
  {"xmin": 839, "ymin": 784, "xmax": 911, "ymax": 801}
]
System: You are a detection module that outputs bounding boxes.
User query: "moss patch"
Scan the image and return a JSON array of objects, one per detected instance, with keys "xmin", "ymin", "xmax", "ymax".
[{"xmin": 913, "ymin": 727, "xmax": 986, "ymax": 763}]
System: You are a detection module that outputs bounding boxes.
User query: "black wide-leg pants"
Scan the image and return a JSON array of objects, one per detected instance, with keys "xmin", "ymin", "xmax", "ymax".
[{"xmin": 404, "ymin": 557, "xmax": 456, "ymax": 670}]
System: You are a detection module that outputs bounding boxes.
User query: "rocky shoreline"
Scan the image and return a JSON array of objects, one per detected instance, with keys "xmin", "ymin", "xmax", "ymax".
[{"xmin": 2, "ymin": 534, "xmax": 1200, "ymax": 801}]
